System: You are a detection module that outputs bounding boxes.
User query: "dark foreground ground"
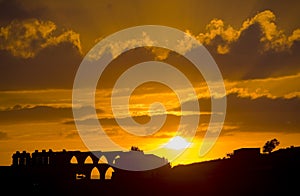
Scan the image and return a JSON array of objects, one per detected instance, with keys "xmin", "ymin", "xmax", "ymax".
[{"xmin": 1, "ymin": 147, "xmax": 300, "ymax": 196}]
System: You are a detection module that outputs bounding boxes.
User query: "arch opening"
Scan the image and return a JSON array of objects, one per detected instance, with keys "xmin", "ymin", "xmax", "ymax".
[
  {"xmin": 91, "ymin": 167, "xmax": 100, "ymax": 180},
  {"xmin": 98, "ymin": 155, "xmax": 108, "ymax": 164},
  {"xmin": 70, "ymin": 156, "xmax": 78, "ymax": 164},
  {"xmin": 112, "ymin": 155, "xmax": 120, "ymax": 164},
  {"xmin": 84, "ymin": 155, "xmax": 93, "ymax": 164},
  {"xmin": 105, "ymin": 167, "xmax": 114, "ymax": 180}
]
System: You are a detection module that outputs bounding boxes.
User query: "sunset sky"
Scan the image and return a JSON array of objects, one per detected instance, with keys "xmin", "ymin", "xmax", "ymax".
[{"xmin": 0, "ymin": 0, "xmax": 300, "ymax": 167}]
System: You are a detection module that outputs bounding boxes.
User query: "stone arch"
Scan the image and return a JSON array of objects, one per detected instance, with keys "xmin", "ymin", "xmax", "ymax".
[
  {"xmin": 105, "ymin": 167, "xmax": 114, "ymax": 180},
  {"xmin": 98, "ymin": 155, "xmax": 108, "ymax": 164},
  {"xmin": 84, "ymin": 155, "xmax": 93, "ymax": 164},
  {"xmin": 90, "ymin": 167, "xmax": 100, "ymax": 179}
]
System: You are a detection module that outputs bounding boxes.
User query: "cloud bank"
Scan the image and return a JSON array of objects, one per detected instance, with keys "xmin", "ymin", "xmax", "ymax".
[
  {"xmin": 0, "ymin": 18, "xmax": 82, "ymax": 58},
  {"xmin": 191, "ymin": 10, "xmax": 300, "ymax": 54}
]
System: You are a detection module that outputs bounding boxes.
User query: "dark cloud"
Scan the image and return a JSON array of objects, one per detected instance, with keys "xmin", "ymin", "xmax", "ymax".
[
  {"xmin": 1, "ymin": 10, "xmax": 298, "ymax": 90},
  {"xmin": 0, "ymin": 105, "xmax": 103, "ymax": 124},
  {"xmin": 65, "ymin": 114, "xmax": 178, "ymax": 126},
  {"xmin": 225, "ymin": 94, "xmax": 300, "ymax": 133},
  {"xmin": 0, "ymin": 0, "xmax": 45, "ymax": 25},
  {"xmin": 0, "ymin": 42, "xmax": 82, "ymax": 90},
  {"xmin": 177, "ymin": 93, "xmax": 300, "ymax": 134},
  {"xmin": 0, "ymin": 18, "xmax": 82, "ymax": 58},
  {"xmin": 64, "ymin": 113, "xmax": 201, "ymax": 137},
  {"xmin": 208, "ymin": 26, "xmax": 300, "ymax": 80},
  {"xmin": 0, "ymin": 105, "xmax": 73, "ymax": 123},
  {"xmin": 67, "ymin": 92, "xmax": 300, "ymax": 135},
  {"xmin": 196, "ymin": 10, "xmax": 300, "ymax": 80}
]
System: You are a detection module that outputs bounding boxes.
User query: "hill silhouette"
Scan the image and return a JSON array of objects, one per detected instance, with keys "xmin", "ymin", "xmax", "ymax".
[{"xmin": 0, "ymin": 146, "xmax": 299, "ymax": 195}]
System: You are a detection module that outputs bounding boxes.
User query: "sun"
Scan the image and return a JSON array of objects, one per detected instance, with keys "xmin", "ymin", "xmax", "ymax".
[{"xmin": 163, "ymin": 136, "xmax": 192, "ymax": 150}]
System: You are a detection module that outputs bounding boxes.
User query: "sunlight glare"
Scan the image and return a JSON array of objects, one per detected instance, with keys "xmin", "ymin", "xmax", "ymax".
[{"xmin": 163, "ymin": 136, "xmax": 192, "ymax": 150}]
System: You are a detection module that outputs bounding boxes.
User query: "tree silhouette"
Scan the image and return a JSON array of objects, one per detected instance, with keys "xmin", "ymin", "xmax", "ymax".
[{"xmin": 263, "ymin": 138, "xmax": 280, "ymax": 154}]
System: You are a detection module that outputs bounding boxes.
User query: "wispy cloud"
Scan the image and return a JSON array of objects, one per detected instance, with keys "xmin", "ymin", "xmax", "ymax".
[
  {"xmin": 225, "ymin": 72, "xmax": 300, "ymax": 99},
  {"xmin": 0, "ymin": 18, "xmax": 82, "ymax": 58},
  {"xmin": 0, "ymin": 105, "xmax": 73, "ymax": 124}
]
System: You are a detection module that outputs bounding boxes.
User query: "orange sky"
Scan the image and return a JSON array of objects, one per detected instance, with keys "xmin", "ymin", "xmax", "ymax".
[{"xmin": 0, "ymin": 0, "xmax": 300, "ymax": 166}]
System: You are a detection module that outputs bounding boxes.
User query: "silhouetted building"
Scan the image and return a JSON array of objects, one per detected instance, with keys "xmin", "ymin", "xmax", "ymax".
[
  {"xmin": 7, "ymin": 149, "xmax": 171, "ymax": 184},
  {"xmin": 233, "ymin": 147, "xmax": 260, "ymax": 160}
]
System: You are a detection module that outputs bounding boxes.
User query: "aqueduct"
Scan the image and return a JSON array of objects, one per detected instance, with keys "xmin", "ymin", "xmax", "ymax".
[{"xmin": 11, "ymin": 149, "xmax": 169, "ymax": 181}]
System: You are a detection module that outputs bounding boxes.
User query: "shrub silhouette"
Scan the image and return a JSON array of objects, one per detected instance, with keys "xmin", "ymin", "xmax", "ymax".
[{"xmin": 130, "ymin": 146, "xmax": 143, "ymax": 152}]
